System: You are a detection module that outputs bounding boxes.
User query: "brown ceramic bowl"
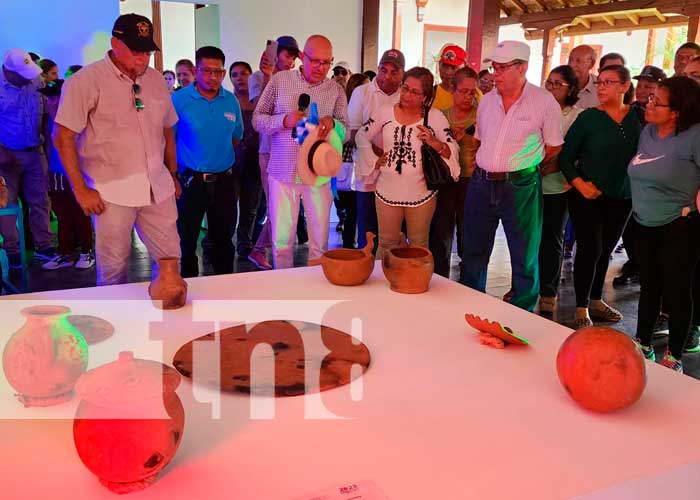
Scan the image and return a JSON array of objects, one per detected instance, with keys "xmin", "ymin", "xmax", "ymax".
[
  {"xmin": 382, "ymin": 246, "xmax": 434, "ymax": 294},
  {"xmin": 320, "ymin": 248, "xmax": 374, "ymax": 286}
]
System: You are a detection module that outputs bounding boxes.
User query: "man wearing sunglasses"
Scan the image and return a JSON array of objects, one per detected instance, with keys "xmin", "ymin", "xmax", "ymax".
[
  {"xmin": 460, "ymin": 40, "xmax": 563, "ymax": 312},
  {"xmin": 172, "ymin": 46, "xmax": 243, "ymax": 278},
  {"xmin": 331, "ymin": 61, "xmax": 352, "ymax": 88},
  {"xmin": 253, "ymin": 35, "xmax": 348, "ymax": 269},
  {"xmin": 54, "ymin": 14, "xmax": 181, "ymax": 286}
]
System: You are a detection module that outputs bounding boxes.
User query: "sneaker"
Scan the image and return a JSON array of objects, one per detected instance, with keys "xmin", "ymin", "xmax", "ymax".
[
  {"xmin": 502, "ymin": 289, "xmax": 514, "ymax": 303},
  {"xmin": 612, "ymin": 271, "xmax": 639, "ymax": 287},
  {"xmin": 247, "ymin": 250, "xmax": 272, "ymax": 271},
  {"xmin": 684, "ymin": 325, "xmax": 700, "ymax": 354},
  {"xmin": 615, "ymin": 243, "xmax": 625, "ymax": 254},
  {"xmin": 7, "ymin": 253, "xmax": 22, "ymax": 269},
  {"xmin": 653, "ymin": 313, "xmax": 670, "ymax": 337},
  {"xmin": 42, "ymin": 254, "xmax": 75, "ymax": 270},
  {"xmin": 539, "ymin": 296, "xmax": 556, "ymax": 314},
  {"xmin": 635, "ymin": 339, "xmax": 656, "ymax": 362},
  {"xmin": 74, "ymin": 251, "xmax": 96, "ymax": 270},
  {"xmin": 34, "ymin": 247, "xmax": 57, "ymax": 261},
  {"xmin": 660, "ymin": 351, "xmax": 683, "ymax": 373},
  {"xmin": 589, "ymin": 302, "xmax": 623, "ymax": 322}
]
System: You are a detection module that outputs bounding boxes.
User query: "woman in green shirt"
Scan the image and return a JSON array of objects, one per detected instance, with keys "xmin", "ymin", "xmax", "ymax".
[{"xmin": 559, "ymin": 65, "xmax": 641, "ymax": 328}]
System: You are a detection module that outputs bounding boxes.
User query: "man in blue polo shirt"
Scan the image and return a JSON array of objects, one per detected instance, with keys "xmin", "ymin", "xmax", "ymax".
[{"xmin": 172, "ymin": 46, "xmax": 243, "ymax": 277}]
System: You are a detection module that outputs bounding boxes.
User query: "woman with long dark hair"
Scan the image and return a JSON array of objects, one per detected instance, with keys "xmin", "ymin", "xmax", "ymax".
[
  {"xmin": 559, "ymin": 65, "xmax": 641, "ymax": 328},
  {"xmin": 631, "ymin": 77, "xmax": 700, "ymax": 373}
]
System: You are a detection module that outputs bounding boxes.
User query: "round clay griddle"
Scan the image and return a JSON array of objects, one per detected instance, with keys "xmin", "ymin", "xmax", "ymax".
[
  {"xmin": 67, "ymin": 315, "xmax": 115, "ymax": 344},
  {"xmin": 172, "ymin": 320, "xmax": 371, "ymax": 397}
]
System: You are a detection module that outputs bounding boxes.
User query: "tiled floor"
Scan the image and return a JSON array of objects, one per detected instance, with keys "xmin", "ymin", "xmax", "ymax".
[{"xmin": 2, "ymin": 219, "xmax": 699, "ymax": 379}]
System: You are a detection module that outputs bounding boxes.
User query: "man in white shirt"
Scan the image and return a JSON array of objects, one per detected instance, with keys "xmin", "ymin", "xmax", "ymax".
[
  {"xmin": 252, "ymin": 35, "xmax": 348, "ymax": 269},
  {"xmin": 460, "ymin": 41, "xmax": 563, "ymax": 312},
  {"xmin": 347, "ymin": 48, "xmax": 404, "ymax": 250},
  {"xmin": 568, "ymin": 44, "xmax": 599, "ymax": 109},
  {"xmin": 54, "ymin": 14, "xmax": 181, "ymax": 285}
]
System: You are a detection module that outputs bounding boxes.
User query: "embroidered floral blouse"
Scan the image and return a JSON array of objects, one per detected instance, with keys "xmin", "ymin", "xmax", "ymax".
[{"xmin": 356, "ymin": 105, "xmax": 459, "ymax": 207}]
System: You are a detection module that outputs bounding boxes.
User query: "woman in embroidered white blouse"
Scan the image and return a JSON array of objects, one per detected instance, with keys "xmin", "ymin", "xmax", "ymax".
[{"xmin": 356, "ymin": 67, "xmax": 459, "ymax": 257}]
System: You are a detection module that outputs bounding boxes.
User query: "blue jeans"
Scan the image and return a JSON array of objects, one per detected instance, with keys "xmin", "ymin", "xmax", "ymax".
[
  {"xmin": 356, "ymin": 191, "xmax": 378, "ymax": 253},
  {"xmin": 460, "ymin": 168, "xmax": 543, "ymax": 311}
]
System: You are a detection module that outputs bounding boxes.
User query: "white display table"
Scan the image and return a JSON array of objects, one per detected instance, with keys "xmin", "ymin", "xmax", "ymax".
[{"xmin": 1, "ymin": 264, "xmax": 700, "ymax": 500}]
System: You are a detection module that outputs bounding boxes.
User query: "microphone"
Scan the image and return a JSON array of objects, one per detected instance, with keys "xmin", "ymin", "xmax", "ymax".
[{"xmin": 292, "ymin": 93, "xmax": 311, "ymax": 138}]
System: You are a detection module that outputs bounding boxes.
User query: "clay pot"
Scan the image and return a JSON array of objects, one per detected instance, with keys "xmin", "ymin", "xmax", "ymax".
[
  {"xmin": 382, "ymin": 246, "xmax": 434, "ymax": 294},
  {"xmin": 2, "ymin": 305, "xmax": 88, "ymax": 407},
  {"xmin": 148, "ymin": 257, "xmax": 187, "ymax": 310},
  {"xmin": 320, "ymin": 232, "xmax": 375, "ymax": 286},
  {"xmin": 73, "ymin": 351, "xmax": 185, "ymax": 494}
]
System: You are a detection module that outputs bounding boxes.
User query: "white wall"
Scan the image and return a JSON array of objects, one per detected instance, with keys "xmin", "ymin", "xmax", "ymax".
[{"xmin": 162, "ymin": 2, "xmax": 196, "ymax": 73}]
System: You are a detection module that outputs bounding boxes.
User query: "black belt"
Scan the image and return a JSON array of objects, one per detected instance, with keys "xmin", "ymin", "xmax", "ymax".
[
  {"xmin": 473, "ymin": 165, "xmax": 538, "ymax": 182},
  {"xmin": 183, "ymin": 167, "xmax": 234, "ymax": 183}
]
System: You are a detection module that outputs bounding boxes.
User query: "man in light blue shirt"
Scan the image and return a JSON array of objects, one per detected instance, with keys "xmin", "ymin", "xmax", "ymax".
[
  {"xmin": 172, "ymin": 46, "xmax": 243, "ymax": 277},
  {"xmin": 0, "ymin": 48, "xmax": 56, "ymax": 267}
]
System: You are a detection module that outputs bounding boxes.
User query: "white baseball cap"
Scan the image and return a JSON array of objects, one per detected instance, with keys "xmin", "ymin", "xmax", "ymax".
[
  {"xmin": 483, "ymin": 41, "xmax": 530, "ymax": 64},
  {"xmin": 2, "ymin": 48, "xmax": 42, "ymax": 80}
]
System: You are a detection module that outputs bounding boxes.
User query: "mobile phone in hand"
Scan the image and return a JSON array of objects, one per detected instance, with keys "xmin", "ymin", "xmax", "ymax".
[{"xmin": 264, "ymin": 40, "xmax": 278, "ymax": 65}]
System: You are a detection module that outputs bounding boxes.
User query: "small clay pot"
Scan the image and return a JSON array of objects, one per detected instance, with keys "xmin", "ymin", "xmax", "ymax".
[
  {"xmin": 320, "ymin": 232, "xmax": 375, "ymax": 286},
  {"xmin": 382, "ymin": 246, "xmax": 434, "ymax": 294},
  {"xmin": 148, "ymin": 258, "xmax": 187, "ymax": 310},
  {"xmin": 2, "ymin": 305, "xmax": 88, "ymax": 407},
  {"xmin": 73, "ymin": 352, "xmax": 185, "ymax": 494}
]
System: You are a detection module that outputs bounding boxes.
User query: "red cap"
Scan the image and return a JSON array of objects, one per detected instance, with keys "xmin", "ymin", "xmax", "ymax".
[{"xmin": 439, "ymin": 44, "xmax": 467, "ymax": 67}]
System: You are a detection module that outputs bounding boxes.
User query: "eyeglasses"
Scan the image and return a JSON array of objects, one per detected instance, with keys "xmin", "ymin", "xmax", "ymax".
[
  {"xmin": 593, "ymin": 79, "xmax": 622, "ymax": 88},
  {"xmin": 198, "ymin": 67, "xmax": 226, "ymax": 77},
  {"xmin": 544, "ymin": 79, "xmax": 569, "ymax": 90},
  {"xmin": 305, "ymin": 57, "xmax": 334, "ymax": 68},
  {"xmin": 132, "ymin": 83, "xmax": 144, "ymax": 111},
  {"xmin": 400, "ymin": 84, "xmax": 424, "ymax": 97},
  {"xmin": 333, "ymin": 68, "xmax": 348, "ymax": 77},
  {"xmin": 646, "ymin": 95, "xmax": 672, "ymax": 108},
  {"xmin": 490, "ymin": 61, "xmax": 521, "ymax": 74}
]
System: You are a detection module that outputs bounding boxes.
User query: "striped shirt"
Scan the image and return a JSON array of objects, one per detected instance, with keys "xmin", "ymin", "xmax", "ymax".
[
  {"xmin": 252, "ymin": 69, "xmax": 348, "ymax": 184},
  {"xmin": 347, "ymin": 79, "xmax": 400, "ymax": 191},
  {"xmin": 576, "ymin": 74, "xmax": 600, "ymax": 109},
  {"xmin": 475, "ymin": 81, "xmax": 563, "ymax": 173}
]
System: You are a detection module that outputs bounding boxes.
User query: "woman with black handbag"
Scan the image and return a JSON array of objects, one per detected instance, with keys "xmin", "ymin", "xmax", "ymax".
[{"xmin": 356, "ymin": 67, "xmax": 459, "ymax": 258}]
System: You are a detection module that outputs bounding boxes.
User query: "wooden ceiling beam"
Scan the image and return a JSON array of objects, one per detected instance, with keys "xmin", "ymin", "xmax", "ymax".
[
  {"xmin": 509, "ymin": 0, "xmax": 529, "ymax": 14},
  {"xmin": 626, "ymin": 13, "xmax": 640, "ymax": 24},
  {"xmin": 531, "ymin": 0, "xmax": 549, "ymax": 11},
  {"xmin": 500, "ymin": 0, "xmax": 700, "ymax": 26},
  {"xmin": 601, "ymin": 15, "xmax": 616, "ymax": 26},
  {"xmin": 524, "ymin": 14, "xmax": 688, "ymax": 39}
]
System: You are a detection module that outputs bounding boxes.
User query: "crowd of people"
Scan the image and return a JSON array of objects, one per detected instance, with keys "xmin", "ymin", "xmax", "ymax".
[{"xmin": 2, "ymin": 13, "xmax": 700, "ymax": 373}]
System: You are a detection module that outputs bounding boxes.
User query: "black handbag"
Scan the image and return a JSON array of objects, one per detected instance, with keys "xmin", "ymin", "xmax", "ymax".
[{"xmin": 421, "ymin": 107, "xmax": 454, "ymax": 191}]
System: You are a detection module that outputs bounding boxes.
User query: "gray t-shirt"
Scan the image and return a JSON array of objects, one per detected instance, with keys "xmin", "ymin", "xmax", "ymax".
[{"xmin": 628, "ymin": 123, "xmax": 700, "ymax": 227}]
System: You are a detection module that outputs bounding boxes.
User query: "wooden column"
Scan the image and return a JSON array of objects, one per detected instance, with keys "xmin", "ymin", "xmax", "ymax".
[
  {"xmin": 393, "ymin": 0, "xmax": 404, "ymax": 50},
  {"xmin": 362, "ymin": 0, "xmax": 381, "ymax": 71},
  {"xmin": 466, "ymin": 0, "xmax": 500, "ymax": 72},
  {"xmin": 151, "ymin": 0, "xmax": 163, "ymax": 72},
  {"xmin": 689, "ymin": 16, "xmax": 700, "ymax": 44},
  {"xmin": 541, "ymin": 28, "xmax": 557, "ymax": 85},
  {"xmin": 644, "ymin": 28, "xmax": 656, "ymax": 66}
]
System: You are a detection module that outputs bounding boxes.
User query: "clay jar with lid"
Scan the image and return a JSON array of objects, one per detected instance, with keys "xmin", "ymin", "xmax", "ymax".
[
  {"xmin": 2, "ymin": 305, "xmax": 88, "ymax": 407},
  {"xmin": 73, "ymin": 351, "xmax": 185, "ymax": 494}
]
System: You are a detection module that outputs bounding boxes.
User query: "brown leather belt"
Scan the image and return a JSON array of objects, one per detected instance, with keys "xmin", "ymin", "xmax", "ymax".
[{"xmin": 473, "ymin": 165, "xmax": 538, "ymax": 182}]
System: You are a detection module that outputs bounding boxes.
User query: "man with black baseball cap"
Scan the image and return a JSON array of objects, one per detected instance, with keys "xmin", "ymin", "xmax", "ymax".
[{"xmin": 53, "ymin": 13, "xmax": 182, "ymax": 286}]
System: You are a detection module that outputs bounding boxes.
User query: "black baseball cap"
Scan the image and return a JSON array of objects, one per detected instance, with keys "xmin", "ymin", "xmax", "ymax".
[
  {"xmin": 633, "ymin": 65, "xmax": 667, "ymax": 83},
  {"xmin": 112, "ymin": 14, "xmax": 160, "ymax": 52},
  {"xmin": 379, "ymin": 49, "xmax": 406, "ymax": 71}
]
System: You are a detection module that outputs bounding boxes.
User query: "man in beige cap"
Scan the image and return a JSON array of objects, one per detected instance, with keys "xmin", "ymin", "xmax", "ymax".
[
  {"xmin": 459, "ymin": 40, "xmax": 563, "ymax": 312},
  {"xmin": 0, "ymin": 48, "xmax": 57, "ymax": 268}
]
